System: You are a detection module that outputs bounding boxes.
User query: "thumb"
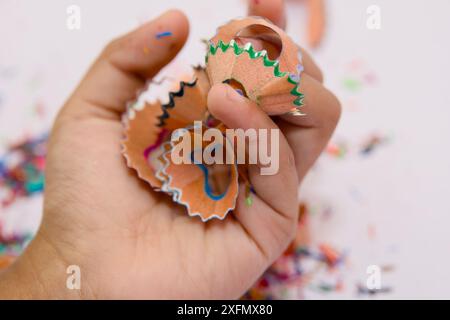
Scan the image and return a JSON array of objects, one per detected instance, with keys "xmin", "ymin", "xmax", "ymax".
[
  {"xmin": 207, "ymin": 84, "xmax": 298, "ymax": 261},
  {"xmin": 61, "ymin": 9, "xmax": 189, "ymax": 120}
]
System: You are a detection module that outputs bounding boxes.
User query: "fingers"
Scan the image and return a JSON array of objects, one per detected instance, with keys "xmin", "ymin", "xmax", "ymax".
[
  {"xmin": 64, "ymin": 9, "xmax": 189, "ymax": 118},
  {"xmin": 283, "ymin": 73, "xmax": 340, "ymax": 128},
  {"xmin": 247, "ymin": 0, "xmax": 335, "ymax": 184},
  {"xmin": 248, "ymin": 0, "xmax": 286, "ymax": 29},
  {"xmin": 276, "ymin": 74, "xmax": 341, "ymax": 181},
  {"xmin": 277, "ymin": 117, "xmax": 338, "ymax": 182},
  {"xmin": 233, "ymin": 183, "xmax": 297, "ymax": 261},
  {"xmin": 208, "ymin": 83, "xmax": 299, "ymax": 259},
  {"xmin": 300, "ymin": 47, "xmax": 324, "ymax": 83}
]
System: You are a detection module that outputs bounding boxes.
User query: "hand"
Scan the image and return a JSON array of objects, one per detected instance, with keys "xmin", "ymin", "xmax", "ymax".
[{"xmin": 0, "ymin": 1, "xmax": 340, "ymax": 299}]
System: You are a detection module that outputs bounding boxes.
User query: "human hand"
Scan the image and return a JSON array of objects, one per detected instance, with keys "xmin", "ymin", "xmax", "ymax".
[{"xmin": 0, "ymin": 1, "xmax": 340, "ymax": 300}]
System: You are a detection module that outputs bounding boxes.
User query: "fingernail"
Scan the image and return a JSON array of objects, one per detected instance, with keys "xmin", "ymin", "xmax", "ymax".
[{"xmin": 225, "ymin": 84, "xmax": 246, "ymax": 103}]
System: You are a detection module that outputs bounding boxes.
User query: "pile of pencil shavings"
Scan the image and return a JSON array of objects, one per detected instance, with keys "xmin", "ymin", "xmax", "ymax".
[{"xmin": 122, "ymin": 17, "xmax": 305, "ymax": 221}]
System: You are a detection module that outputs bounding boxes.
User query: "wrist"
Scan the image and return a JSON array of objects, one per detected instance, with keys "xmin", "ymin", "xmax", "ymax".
[{"xmin": 0, "ymin": 230, "xmax": 92, "ymax": 299}]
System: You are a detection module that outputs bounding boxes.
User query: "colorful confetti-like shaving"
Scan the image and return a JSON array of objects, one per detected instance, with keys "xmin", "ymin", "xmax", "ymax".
[
  {"xmin": 0, "ymin": 224, "xmax": 34, "ymax": 270},
  {"xmin": 245, "ymin": 203, "xmax": 348, "ymax": 299},
  {"xmin": 360, "ymin": 134, "xmax": 389, "ymax": 156},
  {"xmin": 245, "ymin": 243, "xmax": 347, "ymax": 299},
  {"xmin": 156, "ymin": 31, "xmax": 172, "ymax": 39},
  {"xmin": 325, "ymin": 133, "xmax": 391, "ymax": 160},
  {"xmin": 0, "ymin": 225, "xmax": 33, "ymax": 257},
  {"xmin": 325, "ymin": 142, "xmax": 348, "ymax": 159},
  {"xmin": 0, "ymin": 134, "xmax": 47, "ymax": 208}
]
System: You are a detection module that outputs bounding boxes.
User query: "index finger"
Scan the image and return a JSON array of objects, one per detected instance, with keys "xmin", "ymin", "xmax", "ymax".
[{"xmin": 208, "ymin": 83, "xmax": 299, "ymax": 259}]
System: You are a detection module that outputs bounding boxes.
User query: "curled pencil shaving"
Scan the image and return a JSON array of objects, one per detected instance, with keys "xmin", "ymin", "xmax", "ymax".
[{"xmin": 122, "ymin": 17, "xmax": 306, "ymax": 221}]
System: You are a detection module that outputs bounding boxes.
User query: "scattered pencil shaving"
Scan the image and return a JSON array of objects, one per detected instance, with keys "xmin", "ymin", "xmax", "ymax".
[
  {"xmin": 0, "ymin": 133, "xmax": 47, "ymax": 208},
  {"xmin": 325, "ymin": 141, "xmax": 348, "ymax": 159},
  {"xmin": 341, "ymin": 59, "xmax": 379, "ymax": 93},
  {"xmin": 360, "ymin": 134, "xmax": 390, "ymax": 156},
  {"xmin": 325, "ymin": 133, "xmax": 391, "ymax": 160},
  {"xmin": 367, "ymin": 223, "xmax": 377, "ymax": 240},
  {"xmin": 244, "ymin": 203, "xmax": 349, "ymax": 299},
  {"xmin": 33, "ymin": 100, "xmax": 47, "ymax": 119},
  {"xmin": 122, "ymin": 17, "xmax": 306, "ymax": 221},
  {"xmin": 0, "ymin": 225, "xmax": 33, "ymax": 256},
  {"xmin": 342, "ymin": 77, "xmax": 363, "ymax": 92},
  {"xmin": 348, "ymin": 185, "xmax": 365, "ymax": 204},
  {"xmin": 244, "ymin": 183, "xmax": 255, "ymax": 207},
  {"xmin": 245, "ymin": 197, "xmax": 398, "ymax": 300},
  {"xmin": 155, "ymin": 31, "xmax": 172, "ymax": 39},
  {"xmin": 0, "ymin": 223, "xmax": 33, "ymax": 270},
  {"xmin": 245, "ymin": 243, "xmax": 348, "ymax": 299},
  {"xmin": 381, "ymin": 264, "xmax": 395, "ymax": 273}
]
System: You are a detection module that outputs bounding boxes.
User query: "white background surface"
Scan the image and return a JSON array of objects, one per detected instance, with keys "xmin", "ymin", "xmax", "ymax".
[{"xmin": 1, "ymin": 0, "xmax": 450, "ymax": 299}]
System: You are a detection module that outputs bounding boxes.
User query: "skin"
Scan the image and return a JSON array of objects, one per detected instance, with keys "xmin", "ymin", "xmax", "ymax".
[
  {"xmin": 306, "ymin": 0, "xmax": 326, "ymax": 48},
  {"xmin": 0, "ymin": 1, "xmax": 340, "ymax": 299}
]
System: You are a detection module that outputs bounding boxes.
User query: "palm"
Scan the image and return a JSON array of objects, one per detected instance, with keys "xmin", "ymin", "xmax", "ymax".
[{"xmin": 44, "ymin": 115, "xmax": 266, "ymax": 299}]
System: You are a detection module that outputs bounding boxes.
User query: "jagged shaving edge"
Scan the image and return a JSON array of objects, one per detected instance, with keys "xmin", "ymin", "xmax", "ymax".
[
  {"xmin": 157, "ymin": 78, "xmax": 199, "ymax": 127},
  {"xmin": 206, "ymin": 39, "xmax": 305, "ymax": 110},
  {"xmin": 154, "ymin": 126, "xmax": 238, "ymax": 222},
  {"xmin": 121, "ymin": 101, "xmax": 165, "ymax": 191}
]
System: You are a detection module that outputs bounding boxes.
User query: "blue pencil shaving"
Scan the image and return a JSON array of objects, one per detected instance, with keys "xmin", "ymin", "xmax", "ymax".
[
  {"xmin": 235, "ymin": 89, "xmax": 244, "ymax": 96},
  {"xmin": 0, "ymin": 133, "xmax": 47, "ymax": 208},
  {"xmin": 156, "ymin": 31, "xmax": 172, "ymax": 39}
]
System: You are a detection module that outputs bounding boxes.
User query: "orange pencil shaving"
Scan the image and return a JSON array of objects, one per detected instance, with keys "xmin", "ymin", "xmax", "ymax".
[{"xmin": 305, "ymin": 0, "xmax": 326, "ymax": 48}]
